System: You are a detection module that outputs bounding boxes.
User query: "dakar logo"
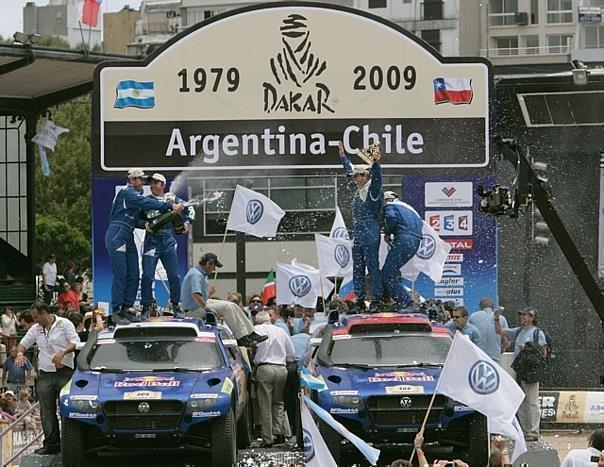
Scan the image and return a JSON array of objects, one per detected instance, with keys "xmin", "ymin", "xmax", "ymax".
[
  {"xmin": 289, "ymin": 275, "xmax": 312, "ymax": 297},
  {"xmin": 441, "ymin": 186, "xmax": 456, "ymax": 197},
  {"xmin": 246, "ymin": 199, "xmax": 264, "ymax": 225},
  {"xmin": 334, "ymin": 244, "xmax": 350, "ymax": 268},
  {"xmin": 263, "ymin": 14, "xmax": 334, "ymax": 115}
]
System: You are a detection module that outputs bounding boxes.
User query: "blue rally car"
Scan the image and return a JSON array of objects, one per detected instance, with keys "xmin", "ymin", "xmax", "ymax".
[
  {"xmin": 299, "ymin": 313, "xmax": 488, "ymax": 466},
  {"xmin": 59, "ymin": 318, "xmax": 252, "ymax": 467}
]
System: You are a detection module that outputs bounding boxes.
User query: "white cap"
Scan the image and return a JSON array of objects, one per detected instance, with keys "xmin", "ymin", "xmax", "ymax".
[
  {"xmin": 384, "ymin": 191, "xmax": 399, "ymax": 201},
  {"xmin": 353, "ymin": 165, "xmax": 370, "ymax": 175},
  {"xmin": 127, "ymin": 168, "xmax": 146, "ymax": 179},
  {"xmin": 4, "ymin": 390, "xmax": 15, "ymax": 398},
  {"xmin": 150, "ymin": 173, "xmax": 166, "ymax": 184}
]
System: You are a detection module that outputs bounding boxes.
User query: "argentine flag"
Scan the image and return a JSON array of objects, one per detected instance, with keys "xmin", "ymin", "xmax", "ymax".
[{"xmin": 114, "ymin": 80, "xmax": 155, "ymax": 109}]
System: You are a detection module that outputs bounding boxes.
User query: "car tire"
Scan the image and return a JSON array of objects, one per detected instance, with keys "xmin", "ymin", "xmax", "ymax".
[
  {"xmin": 236, "ymin": 400, "xmax": 252, "ymax": 449},
  {"xmin": 465, "ymin": 413, "xmax": 488, "ymax": 466},
  {"xmin": 61, "ymin": 418, "xmax": 92, "ymax": 467},
  {"xmin": 211, "ymin": 409, "xmax": 237, "ymax": 467},
  {"xmin": 318, "ymin": 420, "xmax": 343, "ymax": 465}
]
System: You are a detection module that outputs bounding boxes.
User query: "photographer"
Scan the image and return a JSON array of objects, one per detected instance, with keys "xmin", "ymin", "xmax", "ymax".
[
  {"xmin": 561, "ymin": 429, "xmax": 604, "ymax": 467},
  {"xmin": 495, "ymin": 306, "xmax": 546, "ymax": 442}
]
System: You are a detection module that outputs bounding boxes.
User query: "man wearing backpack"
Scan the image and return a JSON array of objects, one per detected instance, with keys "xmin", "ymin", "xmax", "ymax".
[{"xmin": 495, "ymin": 306, "xmax": 547, "ymax": 442}]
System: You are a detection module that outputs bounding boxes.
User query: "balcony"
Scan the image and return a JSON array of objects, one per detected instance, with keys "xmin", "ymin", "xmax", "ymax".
[{"xmin": 480, "ymin": 45, "xmax": 572, "ymax": 65}]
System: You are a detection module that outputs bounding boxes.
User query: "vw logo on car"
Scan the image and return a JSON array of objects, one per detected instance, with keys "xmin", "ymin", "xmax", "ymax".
[
  {"xmin": 468, "ymin": 360, "xmax": 500, "ymax": 395},
  {"xmin": 416, "ymin": 234, "xmax": 436, "ymax": 259},
  {"xmin": 399, "ymin": 397, "xmax": 413, "ymax": 408},
  {"xmin": 246, "ymin": 199, "xmax": 264, "ymax": 225},
  {"xmin": 137, "ymin": 402, "xmax": 151, "ymax": 414},
  {"xmin": 334, "ymin": 244, "xmax": 350, "ymax": 268},
  {"xmin": 289, "ymin": 275, "xmax": 312, "ymax": 297}
]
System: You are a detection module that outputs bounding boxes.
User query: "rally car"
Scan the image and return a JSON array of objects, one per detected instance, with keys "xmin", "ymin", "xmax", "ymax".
[
  {"xmin": 59, "ymin": 318, "xmax": 252, "ymax": 467},
  {"xmin": 298, "ymin": 313, "xmax": 487, "ymax": 466}
]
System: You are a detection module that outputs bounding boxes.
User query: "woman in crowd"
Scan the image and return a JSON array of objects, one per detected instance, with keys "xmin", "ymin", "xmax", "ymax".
[{"xmin": 1, "ymin": 307, "xmax": 18, "ymax": 351}]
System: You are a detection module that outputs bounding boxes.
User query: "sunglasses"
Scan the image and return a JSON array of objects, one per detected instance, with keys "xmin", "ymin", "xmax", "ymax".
[
  {"xmin": 250, "ymin": 299, "xmax": 262, "ymax": 304},
  {"xmin": 452, "ymin": 315, "xmax": 463, "ymax": 319}
]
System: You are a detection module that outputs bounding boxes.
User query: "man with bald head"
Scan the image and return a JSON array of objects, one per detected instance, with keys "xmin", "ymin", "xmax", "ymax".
[{"xmin": 468, "ymin": 297, "xmax": 509, "ymax": 362}]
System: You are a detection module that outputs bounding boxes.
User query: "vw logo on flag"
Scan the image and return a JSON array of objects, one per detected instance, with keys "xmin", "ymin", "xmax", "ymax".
[
  {"xmin": 332, "ymin": 227, "xmax": 349, "ymax": 240},
  {"xmin": 416, "ymin": 234, "xmax": 436, "ymax": 259},
  {"xmin": 302, "ymin": 428, "xmax": 315, "ymax": 461},
  {"xmin": 289, "ymin": 275, "xmax": 312, "ymax": 297},
  {"xmin": 334, "ymin": 245, "xmax": 350, "ymax": 268},
  {"xmin": 246, "ymin": 199, "xmax": 264, "ymax": 225},
  {"xmin": 468, "ymin": 360, "xmax": 500, "ymax": 395}
]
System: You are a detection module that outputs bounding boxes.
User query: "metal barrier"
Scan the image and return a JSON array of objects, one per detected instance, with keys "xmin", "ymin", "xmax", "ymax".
[{"xmin": 0, "ymin": 402, "xmax": 42, "ymax": 467}]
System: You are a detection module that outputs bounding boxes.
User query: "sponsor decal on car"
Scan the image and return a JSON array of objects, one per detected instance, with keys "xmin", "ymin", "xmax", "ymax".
[
  {"xmin": 68, "ymin": 412, "xmax": 97, "ymax": 419},
  {"xmin": 194, "ymin": 337, "xmax": 216, "ymax": 343},
  {"xmin": 123, "ymin": 390, "xmax": 163, "ymax": 400},
  {"xmin": 114, "ymin": 376, "xmax": 180, "ymax": 388},
  {"xmin": 368, "ymin": 371, "xmax": 435, "ymax": 383},
  {"xmin": 221, "ymin": 378, "xmax": 234, "ymax": 395},
  {"xmin": 332, "ymin": 334, "xmax": 352, "ymax": 340},
  {"xmin": 330, "ymin": 390, "xmax": 359, "ymax": 396},
  {"xmin": 385, "ymin": 385, "xmax": 424, "ymax": 395},
  {"xmin": 191, "ymin": 393, "xmax": 220, "ymax": 399},
  {"xmin": 70, "ymin": 394, "xmax": 98, "ymax": 401},
  {"xmin": 329, "ymin": 408, "xmax": 359, "ymax": 414},
  {"xmin": 192, "ymin": 411, "xmax": 221, "ymax": 418}
]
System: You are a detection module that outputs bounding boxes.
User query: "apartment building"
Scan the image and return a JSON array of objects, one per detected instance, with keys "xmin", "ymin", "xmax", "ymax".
[{"xmin": 104, "ymin": 7, "xmax": 140, "ymax": 55}]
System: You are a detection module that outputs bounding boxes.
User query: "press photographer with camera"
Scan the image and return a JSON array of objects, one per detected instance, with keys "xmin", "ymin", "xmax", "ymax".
[
  {"xmin": 495, "ymin": 306, "xmax": 547, "ymax": 442},
  {"xmin": 561, "ymin": 429, "xmax": 604, "ymax": 467}
]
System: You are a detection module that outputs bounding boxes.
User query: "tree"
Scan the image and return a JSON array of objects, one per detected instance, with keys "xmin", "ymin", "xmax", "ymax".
[
  {"xmin": 35, "ymin": 97, "xmax": 92, "ymax": 268},
  {"xmin": 37, "ymin": 35, "xmax": 71, "ymax": 49},
  {"xmin": 36, "ymin": 214, "xmax": 91, "ymax": 269}
]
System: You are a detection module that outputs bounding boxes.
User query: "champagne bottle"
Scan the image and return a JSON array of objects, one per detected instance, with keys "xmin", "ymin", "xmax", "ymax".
[{"xmin": 148, "ymin": 211, "xmax": 185, "ymax": 233}]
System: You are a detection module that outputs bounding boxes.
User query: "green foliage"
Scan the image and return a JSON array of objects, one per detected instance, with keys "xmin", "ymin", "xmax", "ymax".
[
  {"xmin": 0, "ymin": 36, "xmax": 13, "ymax": 45},
  {"xmin": 35, "ymin": 97, "xmax": 92, "ymax": 268},
  {"xmin": 37, "ymin": 35, "xmax": 71, "ymax": 49},
  {"xmin": 74, "ymin": 42, "xmax": 103, "ymax": 53},
  {"xmin": 36, "ymin": 214, "xmax": 91, "ymax": 268}
]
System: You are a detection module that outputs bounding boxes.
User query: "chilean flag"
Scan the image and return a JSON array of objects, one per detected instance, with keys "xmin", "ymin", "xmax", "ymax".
[
  {"xmin": 433, "ymin": 77, "xmax": 473, "ymax": 105},
  {"xmin": 82, "ymin": 0, "xmax": 102, "ymax": 27}
]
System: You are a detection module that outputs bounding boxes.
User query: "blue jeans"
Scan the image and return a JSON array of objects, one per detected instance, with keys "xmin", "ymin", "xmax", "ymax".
[
  {"xmin": 104, "ymin": 224, "xmax": 139, "ymax": 312},
  {"xmin": 141, "ymin": 233, "xmax": 180, "ymax": 307},
  {"xmin": 352, "ymin": 220, "xmax": 382, "ymax": 300},
  {"xmin": 382, "ymin": 233, "xmax": 421, "ymax": 306}
]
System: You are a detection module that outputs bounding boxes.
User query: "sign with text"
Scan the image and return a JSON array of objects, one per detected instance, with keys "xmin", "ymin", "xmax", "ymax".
[{"xmin": 93, "ymin": 3, "xmax": 491, "ymax": 176}]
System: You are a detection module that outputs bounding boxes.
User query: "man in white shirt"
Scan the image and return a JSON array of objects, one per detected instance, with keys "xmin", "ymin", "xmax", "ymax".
[
  {"xmin": 561, "ymin": 430, "xmax": 604, "ymax": 467},
  {"xmin": 41, "ymin": 254, "xmax": 58, "ymax": 304},
  {"xmin": 16, "ymin": 301, "xmax": 80, "ymax": 455},
  {"xmin": 253, "ymin": 311, "xmax": 295, "ymax": 447}
]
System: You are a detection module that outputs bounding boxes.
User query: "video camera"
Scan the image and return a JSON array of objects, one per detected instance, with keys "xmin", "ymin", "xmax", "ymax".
[
  {"xmin": 476, "ymin": 184, "xmax": 518, "ymax": 217},
  {"xmin": 419, "ymin": 299, "xmax": 449, "ymax": 323}
]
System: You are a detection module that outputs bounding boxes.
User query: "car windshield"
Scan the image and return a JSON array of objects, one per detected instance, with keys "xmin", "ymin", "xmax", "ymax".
[
  {"xmin": 329, "ymin": 334, "xmax": 451, "ymax": 367},
  {"xmin": 88, "ymin": 338, "xmax": 223, "ymax": 371}
]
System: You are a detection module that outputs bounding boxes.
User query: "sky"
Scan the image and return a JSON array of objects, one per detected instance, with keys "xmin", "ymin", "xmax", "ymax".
[{"xmin": 0, "ymin": 0, "xmax": 143, "ymax": 39}]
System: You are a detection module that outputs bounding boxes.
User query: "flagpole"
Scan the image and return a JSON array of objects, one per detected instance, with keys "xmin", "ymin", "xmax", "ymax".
[
  {"xmin": 213, "ymin": 224, "xmax": 229, "ymax": 283},
  {"xmin": 78, "ymin": 20, "xmax": 89, "ymax": 56},
  {"xmin": 318, "ymin": 274, "xmax": 327, "ymax": 315}
]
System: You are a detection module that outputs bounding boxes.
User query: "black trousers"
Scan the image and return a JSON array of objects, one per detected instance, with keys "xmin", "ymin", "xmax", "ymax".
[{"xmin": 37, "ymin": 367, "xmax": 73, "ymax": 448}]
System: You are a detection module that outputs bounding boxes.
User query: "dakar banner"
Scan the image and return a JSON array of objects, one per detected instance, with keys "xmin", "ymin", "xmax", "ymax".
[
  {"xmin": 92, "ymin": 3, "xmax": 492, "ymax": 305},
  {"xmin": 401, "ymin": 175, "xmax": 498, "ymax": 312}
]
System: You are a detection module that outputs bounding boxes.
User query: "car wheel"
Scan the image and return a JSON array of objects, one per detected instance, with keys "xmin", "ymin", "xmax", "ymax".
[
  {"xmin": 464, "ymin": 413, "xmax": 488, "ymax": 466},
  {"xmin": 318, "ymin": 420, "xmax": 343, "ymax": 465},
  {"xmin": 61, "ymin": 418, "xmax": 93, "ymax": 467},
  {"xmin": 236, "ymin": 400, "xmax": 252, "ymax": 449},
  {"xmin": 211, "ymin": 409, "xmax": 237, "ymax": 467}
]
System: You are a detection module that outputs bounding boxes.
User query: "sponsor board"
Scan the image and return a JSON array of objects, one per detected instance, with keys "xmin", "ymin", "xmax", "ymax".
[
  {"xmin": 442, "ymin": 264, "xmax": 462, "ymax": 276},
  {"xmin": 385, "ymin": 385, "xmax": 424, "ymax": 395},
  {"xmin": 426, "ymin": 211, "xmax": 473, "ymax": 236},
  {"xmin": 425, "ymin": 182, "xmax": 473, "ymax": 207},
  {"xmin": 446, "ymin": 254, "xmax": 464, "ymax": 262},
  {"xmin": 68, "ymin": 412, "xmax": 97, "ymax": 419},
  {"xmin": 585, "ymin": 392, "xmax": 604, "ymax": 423},
  {"xmin": 446, "ymin": 239, "xmax": 473, "ymax": 250},
  {"xmin": 123, "ymin": 391, "xmax": 163, "ymax": 400},
  {"xmin": 191, "ymin": 393, "xmax": 220, "ymax": 399},
  {"xmin": 434, "ymin": 287, "xmax": 464, "ymax": 297},
  {"xmin": 192, "ymin": 411, "xmax": 221, "ymax": 418},
  {"xmin": 330, "ymin": 408, "xmax": 359, "ymax": 414},
  {"xmin": 436, "ymin": 277, "xmax": 464, "ymax": 287},
  {"xmin": 539, "ymin": 392, "xmax": 558, "ymax": 421}
]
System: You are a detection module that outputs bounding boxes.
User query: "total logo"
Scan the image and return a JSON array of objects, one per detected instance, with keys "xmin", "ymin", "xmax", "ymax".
[
  {"xmin": 446, "ymin": 239, "xmax": 473, "ymax": 250},
  {"xmin": 426, "ymin": 211, "xmax": 473, "ymax": 236}
]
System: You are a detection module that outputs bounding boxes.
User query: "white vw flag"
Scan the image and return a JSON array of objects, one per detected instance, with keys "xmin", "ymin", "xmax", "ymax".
[
  {"xmin": 400, "ymin": 221, "xmax": 451, "ymax": 283},
  {"xmin": 301, "ymin": 397, "xmax": 337, "ymax": 467},
  {"xmin": 315, "ymin": 234, "xmax": 353, "ymax": 277},
  {"xmin": 488, "ymin": 416, "xmax": 527, "ymax": 463},
  {"xmin": 436, "ymin": 333, "xmax": 525, "ymax": 423},
  {"xmin": 226, "ymin": 185, "xmax": 285, "ymax": 238},
  {"xmin": 277, "ymin": 261, "xmax": 333, "ymax": 307},
  {"xmin": 330, "ymin": 207, "xmax": 349, "ymax": 240}
]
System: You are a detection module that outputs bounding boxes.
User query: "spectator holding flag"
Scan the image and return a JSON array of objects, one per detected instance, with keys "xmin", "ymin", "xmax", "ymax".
[
  {"xmin": 381, "ymin": 190, "xmax": 423, "ymax": 309},
  {"xmin": 338, "ymin": 141, "xmax": 383, "ymax": 313}
]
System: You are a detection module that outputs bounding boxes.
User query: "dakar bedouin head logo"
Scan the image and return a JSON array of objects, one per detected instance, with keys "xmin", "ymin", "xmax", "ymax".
[{"xmin": 263, "ymin": 14, "xmax": 334, "ymax": 115}]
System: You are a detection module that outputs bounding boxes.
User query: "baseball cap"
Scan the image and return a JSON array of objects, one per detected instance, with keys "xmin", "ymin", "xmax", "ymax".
[
  {"xmin": 384, "ymin": 191, "xmax": 399, "ymax": 201},
  {"xmin": 200, "ymin": 253, "xmax": 223, "ymax": 268},
  {"xmin": 4, "ymin": 390, "xmax": 15, "ymax": 399},
  {"xmin": 149, "ymin": 173, "xmax": 166, "ymax": 184},
  {"xmin": 127, "ymin": 168, "xmax": 146, "ymax": 179},
  {"xmin": 518, "ymin": 306, "xmax": 538, "ymax": 317}
]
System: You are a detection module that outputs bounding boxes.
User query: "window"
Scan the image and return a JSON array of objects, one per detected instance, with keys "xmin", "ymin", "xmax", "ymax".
[
  {"xmin": 422, "ymin": 0, "xmax": 443, "ymax": 20},
  {"xmin": 521, "ymin": 35, "xmax": 539, "ymax": 54},
  {"xmin": 204, "ymin": 10, "xmax": 213, "ymax": 19},
  {"xmin": 186, "ymin": 8, "xmax": 214, "ymax": 26},
  {"xmin": 492, "ymin": 36, "xmax": 519, "ymax": 55},
  {"xmin": 421, "ymin": 29, "xmax": 441, "ymax": 52},
  {"xmin": 403, "ymin": 0, "xmax": 412, "ymax": 3},
  {"xmin": 546, "ymin": 34, "xmax": 573, "ymax": 53},
  {"xmin": 489, "ymin": 0, "xmax": 518, "ymax": 26},
  {"xmin": 547, "ymin": 0, "xmax": 572, "ymax": 23},
  {"xmin": 585, "ymin": 25, "xmax": 604, "ymax": 49},
  {"xmin": 518, "ymin": 91, "xmax": 604, "ymax": 127},
  {"xmin": 368, "ymin": 0, "xmax": 387, "ymax": 8},
  {"xmin": 530, "ymin": 0, "xmax": 539, "ymax": 24}
]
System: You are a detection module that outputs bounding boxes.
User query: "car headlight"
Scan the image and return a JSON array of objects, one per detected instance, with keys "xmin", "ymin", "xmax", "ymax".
[
  {"xmin": 72, "ymin": 400, "xmax": 100, "ymax": 411},
  {"xmin": 188, "ymin": 399, "xmax": 217, "ymax": 411},
  {"xmin": 332, "ymin": 395, "xmax": 362, "ymax": 407}
]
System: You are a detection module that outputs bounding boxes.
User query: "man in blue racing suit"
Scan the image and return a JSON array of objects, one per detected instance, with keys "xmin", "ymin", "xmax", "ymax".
[
  {"xmin": 140, "ymin": 173, "xmax": 195, "ymax": 319},
  {"xmin": 104, "ymin": 168, "xmax": 184, "ymax": 325},
  {"xmin": 382, "ymin": 191, "xmax": 423, "ymax": 309},
  {"xmin": 339, "ymin": 142, "xmax": 383, "ymax": 313}
]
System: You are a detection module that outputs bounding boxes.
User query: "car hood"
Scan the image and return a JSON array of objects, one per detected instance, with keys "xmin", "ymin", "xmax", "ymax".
[{"xmin": 318, "ymin": 366, "xmax": 441, "ymax": 395}]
